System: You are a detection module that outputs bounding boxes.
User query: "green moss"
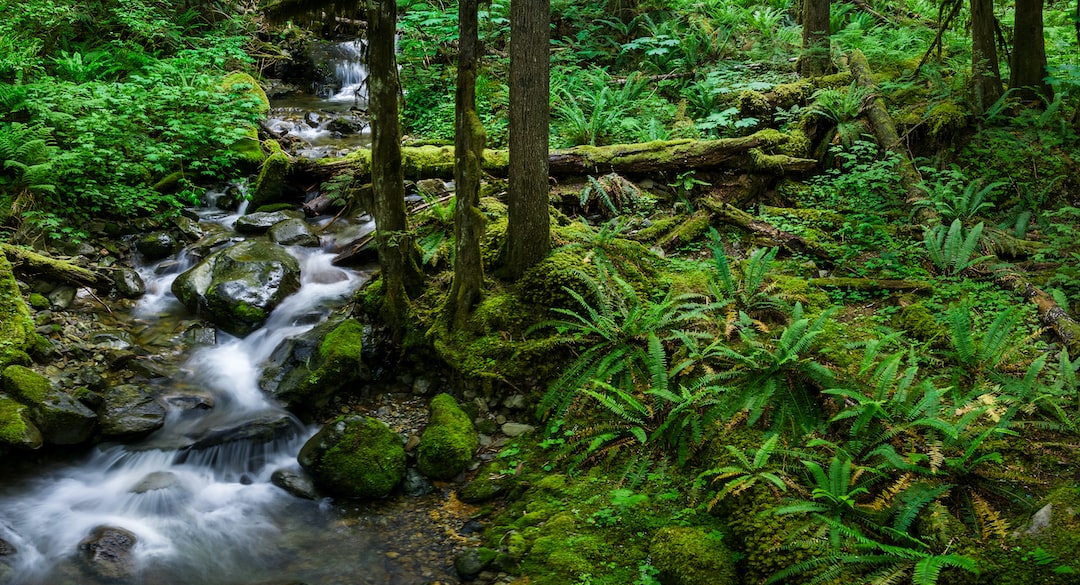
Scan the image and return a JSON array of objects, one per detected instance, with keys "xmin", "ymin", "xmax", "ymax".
[
  {"xmin": 772, "ymin": 79, "xmax": 815, "ymax": 107},
  {"xmin": 0, "ymin": 255, "xmax": 39, "ymax": 360},
  {"xmin": 517, "ymin": 247, "xmax": 597, "ymax": 309},
  {"xmin": 417, "ymin": 393, "xmax": 479, "ymax": 480},
  {"xmin": 659, "ymin": 211, "xmax": 712, "ymax": 249},
  {"xmin": 649, "ymin": 526, "xmax": 737, "ymax": 585},
  {"xmin": 630, "ymin": 215, "xmax": 683, "ymax": 243},
  {"xmin": 300, "ymin": 415, "xmax": 406, "ymax": 498},
  {"xmin": 0, "ymin": 394, "xmax": 41, "ymax": 448},
  {"xmin": 737, "ymin": 90, "xmax": 771, "ymax": 117},
  {"xmin": 772, "ymin": 275, "xmax": 832, "ymax": 313},
  {"xmin": 253, "ymin": 202, "xmax": 297, "ymax": 214},
  {"xmin": 926, "ymin": 101, "xmax": 969, "ymax": 139},
  {"xmin": 2, "ymin": 365, "xmax": 50, "ymax": 404},
  {"xmin": 222, "ymin": 72, "xmax": 270, "ymax": 115},
  {"xmin": 894, "ymin": 302, "xmax": 946, "ymax": 343},
  {"xmin": 249, "ymin": 146, "xmax": 290, "ymax": 209}
]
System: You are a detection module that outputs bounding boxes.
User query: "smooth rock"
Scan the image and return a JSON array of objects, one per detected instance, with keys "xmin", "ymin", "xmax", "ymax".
[
  {"xmin": 47, "ymin": 285, "xmax": 76, "ymax": 310},
  {"xmin": 135, "ymin": 231, "xmax": 178, "ymax": 260},
  {"xmin": 113, "ymin": 267, "xmax": 146, "ymax": 298},
  {"xmin": 500, "ymin": 422, "xmax": 535, "ymax": 437},
  {"xmin": 98, "ymin": 384, "xmax": 166, "ymax": 438},
  {"xmin": 77, "ymin": 526, "xmax": 137, "ymax": 581},
  {"xmin": 130, "ymin": 471, "xmax": 180, "ymax": 493},
  {"xmin": 401, "ymin": 467, "xmax": 434, "ymax": 497},
  {"xmin": 271, "ymin": 467, "xmax": 321, "ymax": 500},
  {"xmin": 233, "ymin": 210, "xmax": 303, "ymax": 235},
  {"xmin": 267, "ymin": 218, "xmax": 319, "ymax": 247}
]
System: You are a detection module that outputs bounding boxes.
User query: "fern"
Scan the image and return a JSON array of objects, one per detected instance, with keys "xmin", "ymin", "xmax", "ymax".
[{"xmin": 923, "ymin": 219, "xmax": 994, "ymax": 276}]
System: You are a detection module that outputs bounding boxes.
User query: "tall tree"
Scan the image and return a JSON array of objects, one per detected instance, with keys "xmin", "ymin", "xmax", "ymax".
[
  {"xmin": 505, "ymin": 0, "xmax": 551, "ymax": 280},
  {"xmin": 1011, "ymin": 0, "xmax": 1052, "ymax": 103},
  {"xmin": 799, "ymin": 0, "xmax": 832, "ymax": 77},
  {"xmin": 447, "ymin": 0, "xmax": 486, "ymax": 327},
  {"xmin": 970, "ymin": 0, "xmax": 1003, "ymax": 113},
  {"xmin": 367, "ymin": 0, "xmax": 421, "ymax": 328}
]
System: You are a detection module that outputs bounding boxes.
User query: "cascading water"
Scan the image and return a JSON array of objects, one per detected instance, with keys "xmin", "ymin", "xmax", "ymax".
[{"xmin": 0, "ymin": 203, "xmax": 459, "ymax": 585}]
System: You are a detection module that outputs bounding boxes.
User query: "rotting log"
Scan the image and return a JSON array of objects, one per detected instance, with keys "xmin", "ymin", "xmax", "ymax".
[
  {"xmin": 807, "ymin": 277, "xmax": 933, "ymax": 292},
  {"xmin": 847, "ymin": 50, "xmax": 937, "ymax": 225},
  {"xmin": 0, "ymin": 244, "xmax": 113, "ymax": 290},
  {"xmin": 995, "ymin": 268, "xmax": 1080, "ymax": 355},
  {"xmin": 698, "ymin": 198, "xmax": 834, "ymax": 263},
  {"xmin": 292, "ymin": 131, "xmax": 818, "ymax": 185}
]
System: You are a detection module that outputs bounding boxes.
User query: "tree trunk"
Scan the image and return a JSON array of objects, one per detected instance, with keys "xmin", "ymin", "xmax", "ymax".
[
  {"xmin": 505, "ymin": 0, "xmax": 551, "ymax": 280},
  {"xmin": 1011, "ymin": 0, "xmax": 1052, "ymax": 104},
  {"xmin": 970, "ymin": 0, "xmax": 1003, "ymax": 114},
  {"xmin": 367, "ymin": 0, "xmax": 421, "ymax": 329},
  {"xmin": 800, "ymin": 0, "xmax": 833, "ymax": 77},
  {"xmin": 448, "ymin": 0, "xmax": 486, "ymax": 328},
  {"xmin": 1, "ymin": 244, "xmax": 112, "ymax": 290}
]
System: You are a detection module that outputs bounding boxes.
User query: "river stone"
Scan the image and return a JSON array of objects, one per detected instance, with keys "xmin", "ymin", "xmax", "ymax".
[
  {"xmin": 130, "ymin": 471, "xmax": 180, "ymax": 493},
  {"xmin": 77, "ymin": 525, "xmax": 137, "ymax": 581},
  {"xmin": 233, "ymin": 210, "xmax": 303, "ymax": 235},
  {"xmin": 184, "ymin": 411, "xmax": 299, "ymax": 451},
  {"xmin": 500, "ymin": 422, "xmax": 535, "ymax": 438},
  {"xmin": 271, "ymin": 467, "xmax": 321, "ymax": 500},
  {"xmin": 98, "ymin": 384, "xmax": 166, "ymax": 438},
  {"xmin": 47, "ymin": 285, "xmax": 76, "ymax": 310},
  {"xmin": 401, "ymin": 467, "xmax": 434, "ymax": 497},
  {"xmin": 267, "ymin": 218, "xmax": 320, "ymax": 247},
  {"xmin": 2, "ymin": 365, "xmax": 97, "ymax": 445},
  {"xmin": 454, "ymin": 547, "xmax": 497, "ymax": 580},
  {"xmin": 113, "ymin": 267, "xmax": 146, "ymax": 298},
  {"xmin": 0, "ymin": 537, "xmax": 14, "ymax": 556},
  {"xmin": 135, "ymin": 231, "xmax": 178, "ymax": 260},
  {"xmin": 416, "ymin": 394, "xmax": 479, "ymax": 481},
  {"xmin": 0, "ymin": 394, "xmax": 43, "ymax": 449},
  {"xmin": 298, "ymin": 415, "xmax": 406, "ymax": 498},
  {"xmin": 171, "ymin": 240, "xmax": 301, "ymax": 337},
  {"xmin": 90, "ymin": 330, "xmax": 135, "ymax": 351},
  {"xmin": 160, "ymin": 390, "xmax": 214, "ymax": 411},
  {"xmin": 171, "ymin": 215, "xmax": 204, "ymax": 241},
  {"xmin": 186, "ymin": 224, "xmax": 236, "ymax": 259}
]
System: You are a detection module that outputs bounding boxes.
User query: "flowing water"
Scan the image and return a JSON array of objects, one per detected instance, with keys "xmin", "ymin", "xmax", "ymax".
[{"xmin": 0, "ymin": 204, "xmax": 464, "ymax": 584}]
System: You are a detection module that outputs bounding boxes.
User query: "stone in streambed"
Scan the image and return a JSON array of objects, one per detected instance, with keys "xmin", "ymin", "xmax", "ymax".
[
  {"xmin": 268, "ymin": 218, "xmax": 320, "ymax": 247},
  {"xmin": 416, "ymin": 393, "xmax": 478, "ymax": 481},
  {"xmin": 77, "ymin": 525, "xmax": 138, "ymax": 581},
  {"xmin": 2, "ymin": 365, "xmax": 97, "ymax": 445},
  {"xmin": 97, "ymin": 384, "xmax": 165, "ymax": 438},
  {"xmin": 233, "ymin": 210, "xmax": 304, "ymax": 235},
  {"xmin": 271, "ymin": 467, "xmax": 321, "ymax": 500},
  {"xmin": 298, "ymin": 415, "xmax": 405, "ymax": 498}
]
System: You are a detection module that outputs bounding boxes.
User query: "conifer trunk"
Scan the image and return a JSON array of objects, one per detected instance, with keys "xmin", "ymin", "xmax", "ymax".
[
  {"xmin": 970, "ymin": 0, "xmax": 1003, "ymax": 114},
  {"xmin": 799, "ymin": 0, "xmax": 832, "ymax": 76},
  {"xmin": 1011, "ymin": 0, "xmax": 1051, "ymax": 103}
]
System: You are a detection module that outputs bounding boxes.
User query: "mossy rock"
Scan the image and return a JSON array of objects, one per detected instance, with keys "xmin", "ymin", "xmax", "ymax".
[
  {"xmin": 298, "ymin": 415, "xmax": 406, "ymax": 498},
  {"xmin": 27, "ymin": 293, "xmax": 49, "ymax": 310},
  {"xmin": 894, "ymin": 302, "xmax": 946, "ymax": 343},
  {"xmin": 926, "ymin": 101, "xmax": 969, "ymax": 139},
  {"xmin": 0, "ymin": 393, "xmax": 42, "ymax": 449},
  {"xmin": 2, "ymin": 365, "xmax": 50, "ymax": 404},
  {"xmin": 0, "ymin": 255, "xmax": 40, "ymax": 361},
  {"xmin": 517, "ymin": 247, "xmax": 596, "ymax": 310},
  {"xmin": 249, "ymin": 144, "xmax": 291, "ymax": 210},
  {"xmin": 221, "ymin": 73, "xmax": 270, "ymax": 170},
  {"xmin": 649, "ymin": 526, "xmax": 737, "ymax": 585},
  {"xmin": 417, "ymin": 393, "xmax": 479, "ymax": 480}
]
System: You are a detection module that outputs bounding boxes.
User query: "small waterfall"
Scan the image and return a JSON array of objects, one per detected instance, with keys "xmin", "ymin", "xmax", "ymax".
[
  {"xmin": 328, "ymin": 40, "xmax": 368, "ymax": 103},
  {"xmin": 0, "ymin": 204, "xmax": 393, "ymax": 585}
]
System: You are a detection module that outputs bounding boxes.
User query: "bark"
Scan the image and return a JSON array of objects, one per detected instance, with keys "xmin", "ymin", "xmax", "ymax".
[
  {"xmin": 505, "ymin": 0, "xmax": 551, "ymax": 280},
  {"xmin": 448, "ymin": 0, "xmax": 486, "ymax": 328},
  {"xmin": 848, "ymin": 50, "xmax": 936, "ymax": 225},
  {"xmin": 698, "ymin": 198, "xmax": 834, "ymax": 263},
  {"xmin": 970, "ymin": 0, "xmax": 1003, "ymax": 114},
  {"xmin": 367, "ymin": 0, "xmax": 421, "ymax": 328},
  {"xmin": 1011, "ymin": 0, "xmax": 1052, "ymax": 104},
  {"xmin": 1, "ymin": 244, "xmax": 112, "ymax": 290},
  {"xmin": 800, "ymin": 0, "xmax": 833, "ymax": 77},
  {"xmin": 996, "ymin": 269, "xmax": 1080, "ymax": 355}
]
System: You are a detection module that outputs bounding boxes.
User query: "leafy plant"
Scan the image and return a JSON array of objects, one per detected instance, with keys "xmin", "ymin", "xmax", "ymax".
[{"xmin": 923, "ymin": 219, "xmax": 994, "ymax": 276}]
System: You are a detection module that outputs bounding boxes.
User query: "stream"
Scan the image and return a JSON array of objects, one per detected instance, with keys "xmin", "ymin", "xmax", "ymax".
[{"xmin": 0, "ymin": 46, "xmax": 470, "ymax": 584}]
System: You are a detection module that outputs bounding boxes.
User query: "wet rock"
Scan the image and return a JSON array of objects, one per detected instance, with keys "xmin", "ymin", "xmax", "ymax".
[
  {"xmin": 500, "ymin": 422, "xmax": 535, "ymax": 438},
  {"xmin": 326, "ymin": 116, "xmax": 365, "ymax": 134},
  {"xmin": 130, "ymin": 471, "xmax": 179, "ymax": 493},
  {"xmin": 171, "ymin": 215, "xmax": 204, "ymax": 241},
  {"xmin": 271, "ymin": 467, "xmax": 321, "ymax": 500},
  {"xmin": 186, "ymin": 224, "xmax": 236, "ymax": 259},
  {"xmin": 454, "ymin": 547, "xmax": 497, "ymax": 580},
  {"xmin": 184, "ymin": 411, "xmax": 299, "ymax": 451},
  {"xmin": 267, "ymin": 218, "xmax": 320, "ymax": 247},
  {"xmin": 234, "ymin": 210, "xmax": 304, "ymax": 235},
  {"xmin": 90, "ymin": 330, "xmax": 135, "ymax": 351},
  {"xmin": 401, "ymin": 467, "xmax": 434, "ymax": 497},
  {"xmin": 113, "ymin": 267, "xmax": 146, "ymax": 298},
  {"xmin": 502, "ymin": 394, "xmax": 528, "ymax": 410},
  {"xmin": 135, "ymin": 231, "xmax": 179, "ymax": 260},
  {"xmin": 171, "ymin": 240, "xmax": 302, "ymax": 337},
  {"xmin": 0, "ymin": 536, "xmax": 15, "ymax": 555},
  {"xmin": 417, "ymin": 394, "xmax": 479, "ymax": 481},
  {"xmin": 2, "ymin": 365, "xmax": 97, "ymax": 445},
  {"xmin": 98, "ymin": 384, "xmax": 166, "ymax": 438},
  {"xmin": 0, "ymin": 394, "xmax": 43, "ymax": 449},
  {"xmin": 77, "ymin": 525, "xmax": 137, "ymax": 581},
  {"xmin": 161, "ymin": 390, "xmax": 214, "ymax": 412},
  {"xmin": 298, "ymin": 415, "xmax": 406, "ymax": 498},
  {"xmin": 47, "ymin": 285, "xmax": 76, "ymax": 310},
  {"xmin": 249, "ymin": 144, "xmax": 292, "ymax": 210}
]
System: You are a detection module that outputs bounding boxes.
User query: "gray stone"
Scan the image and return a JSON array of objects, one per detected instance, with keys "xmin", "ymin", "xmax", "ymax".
[
  {"xmin": 271, "ymin": 467, "xmax": 321, "ymax": 500},
  {"xmin": 171, "ymin": 215, "xmax": 204, "ymax": 241},
  {"xmin": 89, "ymin": 330, "xmax": 134, "ymax": 351},
  {"xmin": 184, "ymin": 411, "xmax": 299, "ymax": 451},
  {"xmin": 402, "ymin": 468, "xmax": 435, "ymax": 497},
  {"xmin": 171, "ymin": 240, "xmax": 301, "ymax": 337},
  {"xmin": 267, "ymin": 218, "xmax": 319, "ymax": 247},
  {"xmin": 130, "ymin": 471, "xmax": 180, "ymax": 493},
  {"xmin": 1025, "ymin": 503, "xmax": 1053, "ymax": 535},
  {"xmin": 77, "ymin": 526, "xmax": 137, "ymax": 581},
  {"xmin": 47, "ymin": 285, "xmax": 76, "ymax": 310},
  {"xmin": 30, "ymin": 389, "xmax": 98, "ymax": 445},
  {"xmin": 135, "ymin": 231, "xmax": 178, "ymax": 260},
  {"xmin": 233, "ymin": 210, "xmax": 303, "ymax": 235},
  {"xmin": 160, "ymin": 390, "xmax": 214, "ymax": 412},
  {"xmin": 113, "ymin": 267, "xmax": 145, "ymax": 298},
  {"xmin": 98, "ymin": 384, "xmax": 166, "ymax": 438},
  {"xmin": 454, "ymin": 547, "xmax": 497, "ymax": 579},
  {"xmin": 502, "ymin": 394, "xmax": 528, "ymax": 410},
  {"xmin": 500, "ymin": 422, "xmax": 535, "ymax": 438}
]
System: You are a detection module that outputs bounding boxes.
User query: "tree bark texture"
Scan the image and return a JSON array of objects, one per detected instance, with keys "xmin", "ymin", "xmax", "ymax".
[
  {"xmin": 505, "ymin": 0, "xmax": 551, "ymax": 280},
  {"xmin": 800, "ymin": 0, "xmax": 833, "ymax": 76},
  {"xmin": 970, "ymin": 0, "xmax": 1003, "ymax": 114},
  {"xmin": 448, "ymin": 0, "xmax": 486, "ymax": 328},
  {"xmin": 367, "ymin": 0, "xmax": 421, "ymax": 328},
  {"xmin": 995, "ymin": 269, "xmax": 1080, "ymax": 355},
  {"xmin": 1011, "ymin": 0, "xmax": 1052, "ymax": 103}
]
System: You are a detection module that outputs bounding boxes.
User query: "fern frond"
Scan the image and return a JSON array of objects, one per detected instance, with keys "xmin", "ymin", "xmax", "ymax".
[{"xmin": 971, "ymin": 493, "xmax": 1009, "ymax": 541}]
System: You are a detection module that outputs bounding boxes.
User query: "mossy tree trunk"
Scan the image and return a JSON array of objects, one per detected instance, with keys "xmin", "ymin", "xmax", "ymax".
[
  {"xmin": 367, "ymin": 0, "xmax": 422, "ymax": 330},
  {"xmin": 505, "ymin": 0, "xmax": 551, "ymax": 280},
  {"xmin": 447, "ymin": 0, "xmax": 486, "ymax": 328},
  {"xmin": 799, "ymin": 0, "xmax": 832, "ymax": 76},
  {"xmin": 1011, "ymin": 0, "xmax": 1051, "ymax": 104},
  {"xmin": 969, "ymin": 0, "xmax": 1003, "ymax": 114}
]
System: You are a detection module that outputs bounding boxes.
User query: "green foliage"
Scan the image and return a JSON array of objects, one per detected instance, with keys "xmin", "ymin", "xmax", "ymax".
[
  {"xmin": 805, "ymin": 83, "xmax": 872, "ymax": 149},
  {"xmin": 923, "ymin": 220, "xmax": 994, "ymax": 276}
]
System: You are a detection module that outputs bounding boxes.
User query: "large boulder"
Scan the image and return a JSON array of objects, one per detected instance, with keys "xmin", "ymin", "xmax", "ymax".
[
  {"xmin": 77, "ymin": 525, "xmax": 138, "ymax": 581},
  {"xmin": 416, "ymin": 393, "xmax": 478, "ymax": 481},
  {"xmin": 0, "ymin": 254, "xmax": 39, "ymax": 369},
  {"xmin": 298, "ymin": 415, "xmax": 405, "ymax": 498},
  {"xmin": 248, "ymin": 140, "xmax": 291, "ymax": 210},
  {"xmin": 233, "ymin": 210, "xmax": 303, "ymax": 235},
  {"xmin": 267, "ymin": 218, "xmax": 320, "ymax": 247},
  {"xmin": 171, "ymin": 240, "xmax": 301, "ymax": 336},
  {"xmin": 97, "ymin": 384, "xmax": 166, "ymax": 439},
  {"xmin": 1, "ymin": 365, "xmax": 96, "ymax": 445},
  {"xmin": 0, "ymin": 394, "xmax": 42, "ymax": 449}
]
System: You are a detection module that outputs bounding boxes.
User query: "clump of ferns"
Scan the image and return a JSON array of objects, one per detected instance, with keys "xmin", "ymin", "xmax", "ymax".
[
  {"xmin": 707, "ymin": 228, "xmax": 793, "ymax": 328},
  {"xmin": 577, "ymin": 173, "xmax": 653, "ymax": 219}
]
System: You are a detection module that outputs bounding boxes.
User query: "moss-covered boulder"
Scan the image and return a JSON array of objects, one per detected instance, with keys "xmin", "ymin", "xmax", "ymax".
[
  {"xmin": 298, "ymin": 415, "xmax": 405, "ymax": 498},
  {"xmin": 0, "ymin": 394, "xmax": 42, "ymax": 449},
  {"xmin": 0, "ymin": 254, "xmax": 40, "ymax": 369},
  {"xmin": 649, "ymin": 526, "xmax": 738, "ymax": 585},
  {"xmin": 221, "ymin": 72, "xmax": 270, "ymax": 170},
  {"xmin": 97, "ymin": 384, "xmax": 166, "ymax": 439},
  {"xmin": 267, "ymin": 218, "xmax": 320, "ymax": 247},
  {"xmin": 416, "ymin": 393, "xmax": 479, "ymax": 481},
  {"xmin": 248, "ymin": 140, "xmax": 291, "ymax": 210},
  {"xmin": 2, "ymin": 365, "xmax": 97, "ymax": 445},
  {"xmin": 171, "ymin": 240, "xmax": 301, "ymax": 337}
]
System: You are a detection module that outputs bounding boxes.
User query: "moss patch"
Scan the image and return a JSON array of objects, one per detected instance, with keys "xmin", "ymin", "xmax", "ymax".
[
  {"xmin": 417, "ymin": 393, "xmax": 479, "ymax": 480},
  {"xmin": 0, "ymin": 394, "xmax": 42, "ymax": 448},
  {"xmin": 298, "ymin": 415, "xmax": 406, "ymax": 498},
  {"xmin": 649, "ymin": 526, "xmax": 738, "ymax": 585},
  {"xmin": 2, "ymin": 365, "xmax": 50, "ymax": 404}
]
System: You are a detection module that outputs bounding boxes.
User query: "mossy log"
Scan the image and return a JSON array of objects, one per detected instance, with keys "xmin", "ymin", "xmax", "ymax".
[
  {"xmin": 847, "ymin": 50, "xmax": 936, "ymax": 225},
  {"xmin": 806, "ymin": 277, "xmax": 933, "ymax": 292},
  {"xmin": 293, "ymin": 131, "xmax": 818, "ymax": 185},
  {"xmin": 995, "ymin": 268, "xmax": 1080, "ymax": 354},
  {"xmin": 698, "ymin": 198, "xmax": 834, "ymax": 263},
  {"xmin": 0, "ymin": 244, "xmax": 112, "ymax": 290}
]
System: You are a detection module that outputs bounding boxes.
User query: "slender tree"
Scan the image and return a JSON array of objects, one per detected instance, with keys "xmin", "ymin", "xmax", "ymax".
[
  {"xmin": 367, "ymin": 0, "xmax": 421, "ymax": 329},
  {"xmin": 1011, "ymin": 0, "xmax": 1052, "ymax": 104},
  {"xmin": 969, "ymin": 0, "xmax": 1003, "ymax": 114},
  {"xmin": 799, "ymin": 0, "xmax": 832, "ymax": 77},
  {"xmin": 505, "ymin": 0, "xmax": 551, "ymax": 280},
  {"xmin": 447, "ymin": 0, "xmax": 486, "ymax": 327}
]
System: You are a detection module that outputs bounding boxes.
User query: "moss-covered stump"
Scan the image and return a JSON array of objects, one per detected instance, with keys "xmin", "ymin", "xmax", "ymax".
[
  {"xmin": 0, "ymin": 394, "xmax": 43, "ymax": 450},
  {"xmin": 298, "ymin": 415, "xmax": 406, "ymax": 498},
  {"xmin": 649, "ymin": 526, "xmax": 738, "ymax": 585},
  {"xmin": 1, "ymin": 365, "xmax": 96, "ymax": 445},
  {"xmin": 416, "ymin": 393, "xmax": 479, "ymax": 480}
]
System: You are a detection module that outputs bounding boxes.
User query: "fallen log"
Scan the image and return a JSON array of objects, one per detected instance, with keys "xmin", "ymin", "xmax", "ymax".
[
  {"xmin": 0, "ymin": 244, "xmax": 113, "ymax": 290},
  {"xmin": 698, "ymin": 198, "xmax": 834, "ymax": 264},
  {"xmin": 807, "ymin": 277, "xmax": 933, "ymax": 292},
  {"xmin": 292, "ymin": 131, "xmax": 818, "ymax": 186},
  {"xmin": 994, "ymin": 268, "xmax": 1080, "ymax": 355}
]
